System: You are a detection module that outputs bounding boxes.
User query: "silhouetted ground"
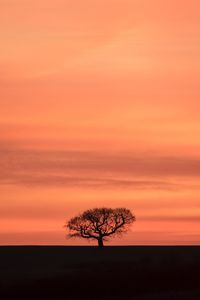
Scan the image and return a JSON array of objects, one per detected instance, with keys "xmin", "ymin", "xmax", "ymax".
[{"xmin": 0, "ymin": 246, "xmax": 200, "ymax": 299}]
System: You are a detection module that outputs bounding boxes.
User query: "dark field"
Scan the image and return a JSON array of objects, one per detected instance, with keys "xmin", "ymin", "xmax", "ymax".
[{"xmin": 0, "ymin": 246, "xmax": 200, "ymax": 299}]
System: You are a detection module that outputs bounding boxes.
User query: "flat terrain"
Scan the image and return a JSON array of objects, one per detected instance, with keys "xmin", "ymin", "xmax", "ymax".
[{"xmin": 0, "ymin": 246, "xmax": 200, "ymax": 299}]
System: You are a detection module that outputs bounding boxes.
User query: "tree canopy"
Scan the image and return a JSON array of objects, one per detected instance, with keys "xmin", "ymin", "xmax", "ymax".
[{"xmin": 65, "ymin": 207, "xmax": 135, "ymax": 246}]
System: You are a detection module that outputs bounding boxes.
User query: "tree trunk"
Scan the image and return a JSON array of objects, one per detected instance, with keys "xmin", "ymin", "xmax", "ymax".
[{"xmin": 98, "ymin": 237, "xmax": 104, "ymax": 247}]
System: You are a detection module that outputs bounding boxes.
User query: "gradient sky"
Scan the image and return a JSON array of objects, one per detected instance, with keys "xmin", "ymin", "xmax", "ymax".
[{"xmin": 0, "ymin": 0, "xmax": 200, "ymax": 245}]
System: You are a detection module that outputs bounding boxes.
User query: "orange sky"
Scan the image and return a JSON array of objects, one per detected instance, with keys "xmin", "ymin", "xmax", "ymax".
[{"xmin": 0, "ymin": 0, "xmax": 200, "ymax": 245}]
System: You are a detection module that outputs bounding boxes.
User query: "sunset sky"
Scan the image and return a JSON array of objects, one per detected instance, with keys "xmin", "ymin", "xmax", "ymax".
[{"xmin": 0, "ymin": 0, "xmax": 200, "ymax": 245}]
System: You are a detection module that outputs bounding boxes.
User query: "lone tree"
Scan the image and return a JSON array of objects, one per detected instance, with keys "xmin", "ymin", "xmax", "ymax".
[{"xmin": 65, "ymin": 207, "xmax": 135, "ymax": 247}]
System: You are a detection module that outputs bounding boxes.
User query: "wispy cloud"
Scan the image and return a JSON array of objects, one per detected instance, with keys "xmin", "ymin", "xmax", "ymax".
[
  {"xmin": 1, "ymin": 145, "xmax": 200, "ymax": 189},
  {"xmin": 139, "ymin": 216, "xmax": 200, "ymax": 222}
]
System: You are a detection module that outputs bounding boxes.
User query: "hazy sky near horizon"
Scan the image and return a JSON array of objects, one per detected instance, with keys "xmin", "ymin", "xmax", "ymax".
[{"xmin": 0, "ymin": 0, "xmax": 200, "ymax": 245}]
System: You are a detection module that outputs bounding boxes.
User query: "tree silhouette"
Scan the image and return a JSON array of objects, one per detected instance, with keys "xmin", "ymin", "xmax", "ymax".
[{"xmin": 65, "ymin": 207, "xmax": 135, "ymax": 247}]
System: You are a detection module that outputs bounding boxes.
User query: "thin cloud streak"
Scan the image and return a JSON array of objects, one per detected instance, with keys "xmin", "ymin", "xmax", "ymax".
[
  {"xmin": 1, "ymin": 146, "xmax": 200, "ymax": 189},
  {"xmin": 0, "ymin": 175, "xmax": 179, "ymax": 190},
  {"xmin": 139, "ymin": 216, "xmax": 200, "ymax": 222}
]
